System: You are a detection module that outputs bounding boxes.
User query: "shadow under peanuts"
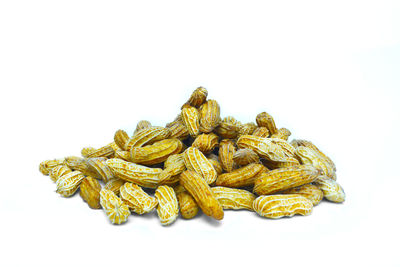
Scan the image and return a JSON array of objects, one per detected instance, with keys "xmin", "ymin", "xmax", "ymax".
[{"xmin": 198, "ymin": 214, "xmax": 223, "ymax": 227}]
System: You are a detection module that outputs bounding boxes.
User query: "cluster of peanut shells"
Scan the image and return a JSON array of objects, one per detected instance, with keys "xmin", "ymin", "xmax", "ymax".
[{"xmin": 39, "ymin": 87, "xmax": 345, "ymax": 226}]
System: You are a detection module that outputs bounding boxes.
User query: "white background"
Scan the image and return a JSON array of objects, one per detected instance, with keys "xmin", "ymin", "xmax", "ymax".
[{"xmin": 1, "ymin": 1, "xmax": 399, "ymax": 266}]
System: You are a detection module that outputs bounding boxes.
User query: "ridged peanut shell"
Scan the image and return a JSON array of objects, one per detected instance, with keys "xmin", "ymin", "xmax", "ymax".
[
  {"xmin": 212, "ymin": 187, "xmax": 256, "ymax": 211},
  {"xmin": 253, "ymin": 127, "xmax": 270, "ymax": 138},
  {"xmin": 39, "ymin": 158, "xmax": 64, "ymax": 175},
  {"xmin": 253, "ymin": 194, "xmax": 313, "ymax": 219},
  {"xmin": 56, "ymin": 171, "xmax": 85, "ymax": 197},
  {"xmin": 219, "ymin": 139, "xmax": 236, "ymax": 173},
  {"xmin": 314, "ymin": 176, "xmax": 345, "ymax": 203},
  {"xmin": 256, "ymin": 112, "xmax": 278, "ymax": 135},
  {"xmin": 295, "ymin": 146, "xmax": 335, "ymax": 179},
  {"xmin": 167, "ymin": 121, "xmax": 189, "ymax": 140},
  {"xmin": 104, "ymin": 179, "xmax": 125, "ymax": 195},
  {"xmin": 79, "ymin": 176, "xmax": 102, "ymax": 209},
  {"xmin": 159, "ymin": 154, "xmax": 186, "ymax": 185},
  {"xmin": 233, "ymin": 148, "xmax": 259, "ymax": 166},
  {"xmin": 238, "ymin": 122, "xmax": 257, "ymax": 136},
  {"xmin": 86, "ymin": 157, "xmax": 115, "ymax": 183},
  {"xmin": 130, "ymin": 138, "xmax": 183, "ymax": 165},
  {"xmin": 49, "ymin": 165, "xmax": 71, "ymax": 182},
  {"xmin": 85, "ymin": 143, "xmax": 115, "ymax": 158},
  {"xmin": 181, "ymin": 106, "xmax": 200, "ymax": 138},
  {"xmin": 180, "ymin": 170, "xmax": 224, "ymax": 220},
  {"xmin": 114, "ymin": 129, "xmax": 130, "ymax": 150},
  {"xmin": 176, "ymin": 191, "xmax": 199, "ymax": 219},
  {"xmin": 192, "ymin": 133, "xmax": 219, "ymax": 154},
  {"xmin": 199, "ymin": 99, "xmax": 221, "ymax": 133},
  {"xmin": 207, "ymin": 154, "xmax": 223, "ymax": 175},
  {"xmin": 81, "ymin": 147, "xmax": 96, "ymax": 158},
  {"xmin": 125, "ymin": 126, "xmax": 171, "ymax": 151},
  {"xmin": 100, "ymin": 189, "xmax": 130, "ymax": 224},
  {"xmin": 183, "ymin": 87, "xmax": 208, "ymax": 108},
  {"xmin": 183, "ymin": 147, "xmax": 217, "ymax": 184},
  {"xmin": 214, "ymin": 116, "xmax": 241, "ymax": 139},
  {"xmin": 253, "ymin": 165, "xmax": 319, "ymax": 195},
  {"xmin": 106, "ymin": 159, "xmax": 162, "ymax": 188},
  {"xmin": 215, "ymin": 163, "xmax": 266, "ymax": 188},
  {"xmin": 282, "ymin": 184, "xmax": 323, "ymax": 206},
  {"xmin": 271, "ymin": 128, "xmax": 291, "ymax": 140},
  {"xmin": 237, "ymin": 135, "xmax": 289, "ymax": 162},
  {"xmin": 134, "ymin": 120, "xmax": 152, "ymax": 134},
  {"xmin": 64, "ymin": 156, "xmax": 99, "ymax": 178},
  {"xmin": 120, "ymin": 182, "xmax": 158, "ymax": 214},
  {"xmin": 291, "ymin": 139, "xmax": 336, "ymax": 171},
  {"xmin": 155, "ymin": 185, "xmax": 179, "ymax": 226}
]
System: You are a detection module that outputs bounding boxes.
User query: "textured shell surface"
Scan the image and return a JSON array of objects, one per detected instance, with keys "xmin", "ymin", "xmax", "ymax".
[
  {"xmin": 86, "ymin": 157, "xmax": 115, "ymax": 183},
  {"xmin": 238, "ymin": 122, "xmax": 257, "ymax": 136},
  {"xmin": 282, "ymin": 184, "xmax": 323, "ymax": 206},
  {"xmin": 55, "ymin": 171, "xmax": 85, "ymax": 197},
  {"xmin": 120, "ymin": 182, "xmax": 158, "ymax": 214},
  {"xmin": 130, "ymin": 138, "xmax": 183, "ymax": 165},
  {"xmin": 199, "ymin": 99, "xmax": 221, "ymax": 133},
  {"xmin": 252, "ymin": 127, "xmax": 270, "ymax": 138},
  {"xmin": 206, "ymin": 154, "xmax": 223, "ymax": 175},
  {"xmin": 104, "ymin": 178, "xmax": 125, "ymax": 195},
  {"xmin": 219, "ymin": 139, "xmax": 236, "ymax": 173},
  {"xmin": 192, "ymin": 133, "xmax": 219, "ymax": 154},
  {"xmin": 125, "ymin": 126, "xmax": 171, "ymax": 151},
  {"xmin": 181, "ymin": 106, "xmax": 200, "ymax": 138},
  {"xmin": 79, "ymin": 176, "xmax": 102, "ymax": 209},
  {"xmin": 253, "ymin": 165, "xmax": 319, "ymax": 195},
  {"xmin": 256, "ymin": 112, "xmax": 278, "ymax": 135},
  {"xmin": 105, "ymin": 159, "xmax": 162, "ymax": 188},
  {"xmin": 100, "ymin": 189, "xmax": 130, "ymax": 224},
  {"xmin": 159, "ymin": 154, "xmax": 186, "ymax": 184},
  {"xmin": 114, "ymin": 129, "xmax": 130, "ymax": 150},
  {"xmin": 134, "ymin": 120, "xmax": 152, "ymax": 134},
  {"xmin": 271, "ymin": 128, "xmax": 291, "ymax": 140},
  {"xmin": 295, "ymin": 146, "xmax": 335, "ymax": 179},
  {"xmin": 176, "ymin": 191, "xmax": 199, "ymax": 219},
  {"xmin": 237, "ymin": 135, "xmax": 287, "ymax": 162},
  {"xmin": 253, "ymin": 194, "xmax": 313, "ymax": 219},
  {"xmin": 39, "ymin": 159, "xmax": 65, "ymax": 176},
  {"xmin": 314, "ymin": 176, "xmax": 345, "ymax": 203},
  {"xmin": 215, "ymin": 163, "xmax": 266, "ymax": 188},
  {"xmin": 211, "ymin": 186, "xmax": 256, "ymax": 210},
  {"xmin": 214, "ymin": 116, "xmax": 241, "ymax": 139},
  {"xmin": 183, "ymin": 86, "xmax": 208, "ymax": 108},
  {"xmin": 183, "ymin": 147, "xmax": 217, "ymax": 184},
  {"xmin": 233, "ymin": 148, "xmax": 260, "ymax": 166},
  {"xmin": 155, "ymin": 185, "xmax": 179, "ymax": 226},
  {"xmin": 85, "ymin": 143, "xmax": 115, "ymax": 158},
  {"xmin": 49, "ymin": 165, "xmax": 71, "ymax": 182},
  {"xmin": 180, "ymin": 170, "xmax": 224, "ymax": 220}
]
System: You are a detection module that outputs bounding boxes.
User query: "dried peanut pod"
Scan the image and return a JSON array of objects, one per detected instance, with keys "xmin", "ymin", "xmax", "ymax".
[
  {"xmin": 237, "ymin": 135, "xmax": 289, "ymax": 162},
  {"xmin": 114, "ymin": 129, "xmax": 130, "ymax": 150},
  {"xmin": 64, "ymin": 156, "xmax": 99, "ymax": 177},
  {"xmin": 271, "ymin": 128, "xmax": 291, "ymax": 140},
  {"xmin": 104, "ymin": 179, "xmax": 125, "ymax": 195},
  {"xmin": 130, "ymin": 138, "xmax": 183, "ymax": 165},
  {"xmin": 214, "ymin": 116, "xmax": 241, "ymax": 139},
  {"xmin": 314, "ymin": 176, "xmax": 345, "ymax": 203},
  {"xmin": 295, "ymin": 146, "xmax": 335, "ymax": 179},
  {"xmin": 106, "ymin": 159, "xmax": 161, "ymax": 188},
  {"xmin": 39, "ymin": 158, "xmax": 64, "ymax": 175},
  {"xmin": 233, "ymin": 148, "xmax": 259, "ymax": 166},
  {"xmin": 81, "ymin": 147, "xmax": 97, "ymax": 158},
  {"xmin": 269, "ymin": 138, "xmax": 296, "ymax": 158},
  {"xmin": 109, "ymin": 142, "xmax": 120, "ymax": 154},
  {"xmin": 134, "ymin": 120, "xmax": 152, "ymax": 134},
  {"xmin": 199, "ymin": 99, "xmax": 221, "ymax": 133},
  {"xmin": 291, "ymin": 139, "xmax": 336, "ymax": 171},
  {"xmin": 215, "ymin": 163, "xmax": 266, "ymax": 188},
  {"xmin": 85, "ymin": 143, "xmax": 115, "ymax": 158},
  {"xmin": 155, "ymin": 185, "xmax": 179, "ymax": 226},
  {"xmin": 253, "ymin": 165, "xmax": 319, "ymax": 195},
  {"xmin": 238, "ymin": 122, "xmax": 257, "ymax": 136},
  {"xmin": 181, "ymin": 106, "xmax": 200, "ymax": 138},
  {"xmin": 211, "ymin": 187, "xmax": 256, "ymax": 211},
  {"xmin": 49, "ymin": 165, "xmax": 72, "ymax": 182},
  {"xmin": 159, "ymin": 154, "xmax": 186, "ymax": 185},
  {"xmin": 192, "ymin": 133, "xmax": 219, "ymax": 154},
  {"xmin": 176, "ymin": 191, "xmax": 199, "ymax": 219},
  {"xmin": 79, "ymin": 176, "xmax": 102, "ymax": 209},
  {"xmin": 125, "ymin": 126, "xmax": 171, "ymax": 151},
  {"xmin": 114, "ymin": 149, "xmax": 130, "ymax": 161},
  {"xmin": 281, "ymin": 184, "xmax": 323, "ymax": 206},
  {"xmin": 173, "ymin": 184, "xmax": 186, "ymax": 195},
  {"xmin": 253, "ymin": 195, "xmax": 313, "ymax": 219},
  {"xmin": 207, "ymin": 154, "xmax": 223, "ymax": 175},
  {"xmin": 120, "ymin": 183, "xmax": 158, "ymax": 214},
  {"xmin": 86, "ymin": 157, "xmax": 115, "ymax": 183},
  {"xmin": 167, "ymin": 120, "xmax": 190, "ymax": 140},
  {"xmin": 219, "ymin": 139, "xmax": 236, "ymax": 173},
  {"xmin": 182, "ymin": 86, "xmax": 208, "ymax": 108},
  {"xmin": 183, "ymin": 147, "xmax": 217, "ymax": 184},
  {"xmin": 253, "ymin": 127, "xmax": 270, "ymax": 138},
  {"xmin": 56, "ymin": 171, "xmax": 85, "ymax": 197},
  {"xmin": 100, "ymin": 189, "xmax": 130, "ymax": 224},
  {"xmin": 256, "ymin": 112, "xmax": 278, "ymax": 135},
  {"xmin": 180, "ymin": 170, "xmax": 224, "ymax": 220}
]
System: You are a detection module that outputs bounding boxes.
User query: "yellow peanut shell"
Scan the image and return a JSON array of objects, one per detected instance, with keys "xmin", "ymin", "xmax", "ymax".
[
  {"xmin": 314, "ymin": 176, "xmax": 345, "ymax": 203},
  {"xmin": 199, "ymin": 99, "xmax": 221, "ymax": 133},
  {"xmin": 120, "ymin": 182, "xmax": 158, "ymax": 214},
  {"xmin": 114, "ymin": 129, "xmax": 130, "ymax": 150},
  {"xmin": 130, "ymin": 138, "xmax": 183, "ymax": 165},
  {"xmin": 181, "ymin": 106, "xmax": 200, "ymax": 138},
  {"xmin": 49, "ymin": 165, "xmax": 72, "ymax": 182},
  {"xmin": 233, "ymin": 148, "xmax": 260, "ymax": 166},
  {"xmin": 39, "ymin": 159, "xmax": 64, "ymax": 176},
  {"xmin": 215, "ymin": 163, "xmax": 266, "ymax": 188},
  {"xmin": 253, "ymin": 194, "xmax": 313, "ymax": 219},
  {"xmin": 100, "ymin": 189, "xmax": 130, "ymax": 224},
  {"xmin": 134, "ymin": 120, "xmax": 152, "ymax": 134},
  {"xmin": 270, "ymin": 127, "xmax": 291, "ymax": 140},
  {"xmin": 180, "ymin": 170, "xmax": 224, "ymax": 220},
  {"xmin": 192, "ymin": 133, "xmax": 219, "ymax": 154},
  {"xmin": 282, "ymin": 184, "xmax": 323, "ymax": 206},
  {"xmin": 125, "ymin": 126, "xmax": 171, "ymax": 151},
  {"xmin": 256, "ymin": 112, "xmax": 278, "ymax": 135},
  {"xmin": 219, "ymin": 139, "xmax": 236, "ymax": 173},
  {"xmin": 176, "ymin": 191, "xmax": 199, "ymax": 219},
  {"xmin": 159, "ymin": 154, "xmax": 186, "ymax": 185},
  {"xmin": 238, "ymin": 122, "xmax": 257, "ymax": 136},
  {"xmin": 211, "ymin": 186, "xmax": 256, "ymax": 211},
  {"xmin": 252, "ymin": 127, "xmax": 270, "ymax": 138},
  {"xmin": 79, "ymin": 176, "xmax": 102, "ymax": 209},
  {"xmin": 155, "ymin": 185, "xmax": 179, "ymax": 226},
  {"xmin": 104, "ymin": 178, "xmax": 125, "ymax": 195},
  {"xmin": 56, "ymin": 171, "xmax": 85, "ymax": 197},
  {"xmin": 295, "ymin": 146, "xmax": 335, "ymax": 179},
  {"xmin": 253, "ymin": 165, "xmax": 319, "ymax": 195},
  {"xmin": 183, "ymin": 147, "xmax": 217, "ymax": 184},
  {"xmin": 214, "ymin": 116, "xmax": 241, "ymax": 139},
  {"xmin": 207, "ymin": 154, "xmax": 223, "ymax": 175},
  {"xmin": 183, "ymin": 86, "xmax": 208, "ymax": 108},
  {"xmin": 106, "ymin": 159, "xmax": 162, "ymax": 188}
]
